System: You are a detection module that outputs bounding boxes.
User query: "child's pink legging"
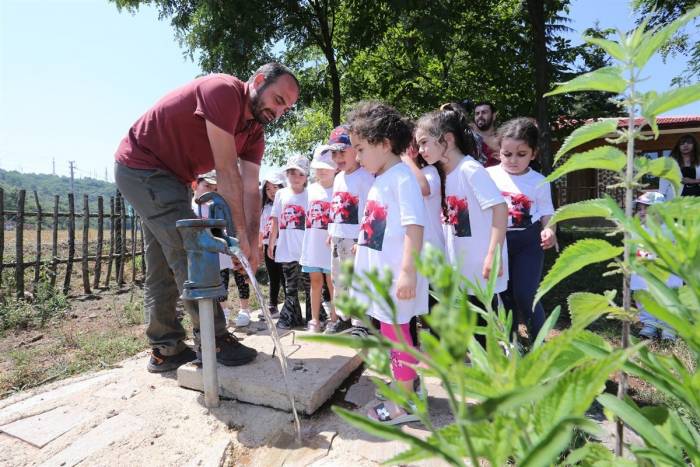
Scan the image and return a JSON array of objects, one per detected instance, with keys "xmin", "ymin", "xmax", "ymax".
[{"xmin": 380, "ymin": 321, "xmax": 417, "ymax": 382}]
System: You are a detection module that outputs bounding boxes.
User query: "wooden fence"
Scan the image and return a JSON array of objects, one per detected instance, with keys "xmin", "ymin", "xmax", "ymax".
[{"xmin": 1, "ymin": 188, "xmax": 145, "ymax": 299}]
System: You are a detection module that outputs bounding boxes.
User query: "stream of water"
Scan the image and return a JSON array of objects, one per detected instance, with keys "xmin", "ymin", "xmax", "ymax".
[{"xmin": 233, "ymin": 252, "xmax": 302, "ymax": 445}]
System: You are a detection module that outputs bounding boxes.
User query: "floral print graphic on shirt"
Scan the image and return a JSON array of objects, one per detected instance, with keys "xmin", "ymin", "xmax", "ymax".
[
  {"xmin": 502, "ymin": 191, "xmax": 533, "ymax": 228},
  {"xmin": 280, "ymin": 204, "xmax": 306, "ymax": 230},
  {"xmin": 330, "ymin": 191, "xmax": 359, "ymax": 224},
  {"xmin": 445, "ymin": 195, "xmax": 471, "ymax": 237},
  {"xmin": 306, "ymin": 200, "xmax": 332, "ymax": 230},
  {"xmin": 358, "ymin": 200, "xmax": 388, "ymax": 251}
]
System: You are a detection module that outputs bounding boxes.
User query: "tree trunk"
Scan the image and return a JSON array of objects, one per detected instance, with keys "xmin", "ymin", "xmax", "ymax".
[{"xmin": 527, "ymin": 0, "xmax": 553, "ymax": 175}]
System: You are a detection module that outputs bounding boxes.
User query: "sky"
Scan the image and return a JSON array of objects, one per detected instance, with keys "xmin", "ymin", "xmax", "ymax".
[{"xmin": 1, "ymin": 0, "xmax": 698, "ymax": 179}]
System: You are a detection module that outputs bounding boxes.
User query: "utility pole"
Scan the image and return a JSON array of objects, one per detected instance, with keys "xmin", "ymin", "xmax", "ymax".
[
  {"xmin": 52, "ymin": 157, "xmax": 56, "ymax": 175},
  {"xmin": 69, "ymin": 160, "xmax": 76, "ymax": 193},
  {"xmin": 104, "ymin": 167, "xmax": 108, "ymax": 182}
]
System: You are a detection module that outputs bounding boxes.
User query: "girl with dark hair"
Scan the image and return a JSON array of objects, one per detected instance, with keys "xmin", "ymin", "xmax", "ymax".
[
  {"xmin": 662, "ymin": 134, "xmax": 700, "ymax": 198},
  {"xmin": 486, "ymin": 117, "xmax": 556, "ymax": 343},
  {"xmin": 347, "ymin": 101, "xmax": 428, "ymax": 425},
  {"xmin": 415, "ymin": 103, "xmax": 508, "ymax": 345},
  {"xmin": 258, "ymin": 172, "xmax": 286, "ymax": 320}
]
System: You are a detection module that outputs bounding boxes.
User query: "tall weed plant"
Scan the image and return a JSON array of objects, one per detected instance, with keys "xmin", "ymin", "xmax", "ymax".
[{"xmin": 305, "ymin": 5, "xmax": 700, "ymax": 466}]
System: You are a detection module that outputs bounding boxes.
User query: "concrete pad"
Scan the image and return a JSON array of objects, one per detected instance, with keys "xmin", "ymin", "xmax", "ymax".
[
  {"xmin": 39, "ymin": 413, "xmax": 144, "ymax": 467},
  {"xmin": 0, "ymin": 405, "xmax": 92, "ymax": 448},
  {"xmin": 92, "ymin": 381, "xmax": 141, "ymax": 401},
  {"xmin": 183, "ymin": 437, "xmax": 231, "ymax": 467},
  {"xmin": 0, "ymin": 374, "xmax": 114, "ymax": 425},
  {"xmin": 177, "ymin": 333, "xmax": 362, "ymax": 414}
]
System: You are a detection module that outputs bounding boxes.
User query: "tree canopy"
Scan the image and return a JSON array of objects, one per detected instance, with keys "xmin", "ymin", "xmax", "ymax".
[{"xmin": 113, "ymin": 0, "xmax": 623, "ymax": 167}]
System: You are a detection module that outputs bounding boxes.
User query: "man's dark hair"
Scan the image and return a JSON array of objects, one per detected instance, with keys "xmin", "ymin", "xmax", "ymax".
[
  {"xmin": 249, "ymin": 62, "xmax": 300, "ymax": 91},
  {"xmin": 474, "ymin": 101, "xmax": 496, "ymax": 113}
]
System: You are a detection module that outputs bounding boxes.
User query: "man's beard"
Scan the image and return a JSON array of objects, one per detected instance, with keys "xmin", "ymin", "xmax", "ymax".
[
  {"xmin": 250, "ymin": 91, "xmax": 274, "ymax": 125},
  {"xmin": 475, "ymin": 118, "xmax": 493, "ymax": 131}
]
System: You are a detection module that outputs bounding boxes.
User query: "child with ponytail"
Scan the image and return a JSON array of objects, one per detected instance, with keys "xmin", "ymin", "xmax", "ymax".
[{"xmin": 415, "ymin": 103, "xmax": 508, "ymax": 347}]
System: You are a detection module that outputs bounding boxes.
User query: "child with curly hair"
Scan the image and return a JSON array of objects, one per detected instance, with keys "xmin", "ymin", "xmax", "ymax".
[{"xmin": 348, "ymin": 101, "xmax": 427, "ymax": 425}]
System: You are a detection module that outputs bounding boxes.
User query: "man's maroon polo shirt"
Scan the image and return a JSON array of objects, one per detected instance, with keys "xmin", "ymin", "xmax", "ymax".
[{"xmin": 115, "ymin": 74, "xmax": 264, "ymax": 184}]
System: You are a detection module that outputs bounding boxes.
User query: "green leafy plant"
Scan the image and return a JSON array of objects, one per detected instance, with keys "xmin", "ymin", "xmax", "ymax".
[
  {"xmin": 541, "ymin": 4, "xmax": 700, "ymax": 461},
  {"xmin": 304, "ymin": 247, "xmax": 631, "ymax": 466},
  {"xmin": 303, "ymin": 4, "xmax": 700, "ymax": 465}
]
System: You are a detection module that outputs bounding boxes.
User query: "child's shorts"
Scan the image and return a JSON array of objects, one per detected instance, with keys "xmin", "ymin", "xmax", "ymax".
[{"xmin": 302, "ymin": 265, "xmax": 331, "ymax": 274}]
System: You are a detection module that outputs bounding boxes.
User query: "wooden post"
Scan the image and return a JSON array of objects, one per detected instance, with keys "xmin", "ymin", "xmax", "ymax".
[
  {"xmin": 105, "ymin": 196, "xmax": 115, "ymax": 288},
  {"xmin": 63, "ymin": 193, "xmax": 75, "ymax": 295},
  {"xmin": 0, "ymin": 187, "xmax": 4, "ymax": 290},
  {"xmin": 130, "ymin": 209, "xmax": 136, "ymax": 283},
  {"xmin": 15, "ymin": 190, "xmax": 26, "ymax": 299},
  {"xmin": 81, "ymin": 194, "xmax": 91, "ymax": 294},
  {"xmin": 33, "ymin": 191, "xmax": 42, "ymax": 290},
  {"xmin": 50, "ymin": 195, "xmax": 59, "ymax": 287},
  {"xmin": 93, "ymin": 196, "xmax": 104, "ymax": 289},
  {"xmin": 118, "ymin": 195, "xmax": 126, "ymax": 285},
  {"xmin": 114, "ymin": 193, "xmax": 122, "ymax": 284}
]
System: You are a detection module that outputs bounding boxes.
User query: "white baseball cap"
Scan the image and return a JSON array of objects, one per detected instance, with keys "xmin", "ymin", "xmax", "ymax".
[
  {"xmin": 310, "ymin": 144, "xmax": 337, "ymax": 170},
  {"xmin": 197, "ymin": 170, "xmax": 217, "ymax": 184},
  {"xmin": 284, "ymin": 155, "xmax": 310, "ymax": 176},
  {"xmin": 636, "ymin": 191, "xmax": 665, "ymax": 206},
  {"xmin": 262, "ymin": 171, "xmax": 286, "ymax": 186}
]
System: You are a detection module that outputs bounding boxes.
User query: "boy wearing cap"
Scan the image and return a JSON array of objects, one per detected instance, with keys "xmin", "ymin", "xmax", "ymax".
[
  {"xmin": 268, "ymin": 155, "xmax": 311, "ymax": 329},
  {"xmin": 300, "ymin": 145, "xmax": 339, "ymax": 332},
  {"xmin": 631, "ymin": 192, "xmax": 681, "ymax": 341},
  {"xmin": 326, "ymin": 125, "xmax": 375, "ymax": 335},
  {"xmin": 192, "ymin": 171, "xmax": 253, "ymax": 327}
]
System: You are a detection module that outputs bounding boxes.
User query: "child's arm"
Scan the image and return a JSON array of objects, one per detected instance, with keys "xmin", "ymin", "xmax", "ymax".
[
  {"xmin": 397, "ymin": 224, "xmax": 423, "ymax": 300},
  {"xmin": 267, "ymin": 218, "xmax": 279, "ymax": 260},
  {"xmin": 540, "ymin": 215, "xmax": 557, "ymax": 250},
  {"xmin": 401, "ymin": 155, "xmax": 430, "ymax": 196},
  {"xmin": 482, "ymin": 203, "xmax": 507, "ymax": 280}
]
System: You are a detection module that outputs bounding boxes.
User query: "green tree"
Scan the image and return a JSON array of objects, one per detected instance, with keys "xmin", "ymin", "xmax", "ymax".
[{"xmin": 634, "ymin": 0, "xmax": 700, "ymax": 86}]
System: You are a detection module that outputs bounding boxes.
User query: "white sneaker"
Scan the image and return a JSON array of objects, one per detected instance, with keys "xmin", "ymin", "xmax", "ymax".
[{"xmin": 235, "ymin": 309, "xmax": 251, "ymax": 327}]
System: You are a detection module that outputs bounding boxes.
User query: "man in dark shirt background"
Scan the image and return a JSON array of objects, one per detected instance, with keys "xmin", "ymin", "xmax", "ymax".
[{"xmin": 114, "ymin": 63, "xmax": 299, "ymax": 372}]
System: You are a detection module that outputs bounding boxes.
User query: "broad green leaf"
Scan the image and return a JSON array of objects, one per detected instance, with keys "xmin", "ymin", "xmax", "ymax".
[
  {"xmin": 520, "ymin": 417, "xmax": 584, "ymax": 467},
  {"xmin": 584, "ymin": 36, "xmax": 627, "ymax": 62},
  {"xmin": 568, "ymin": 292, "xmax": 614, "ymax": 330},
  {"xmin": 553, "ymin": 119, "xmax": 619, "ymax": 165},
  {"xmin": 564, "ymin": 442, "xmax": 636, "ymax": 466},
  {"xmin": 634, "ymin": 5, "xmax": 700, "ymax": 68},
  {"xmin": 547, "ymin": 196, "xmax": 625, "ymax": 227},
  {"xmin": 467, "ymin": 384, "xmax": 555, "ymax": 421},
  {"xmin": 545, "ymin": 146, "xmax": 626, "ymax": 183},
  {"xmin": 597, "ymin": 394, "xmax": 681, "ymax": 461},
  {"xmin": 535, "ymin": 239, "xmax": 623, "ymax": 306},
  {"xmin": 643, "ymin": 83, "xmax": 700, "ymax": 137},
  {"xmin": 332, "ymin": 406, "xmax": 463, "ymax": 465},
  {"xmin": 634, "ymin": 156, "xmax": 682, "ymax": 194},
  {"xmin": 531, "ymin": 305, "xmax": 560, "ymax": 350},
  {"xmin": 544, "ymin": 66, "xmax": 626, "ymax": 97}
]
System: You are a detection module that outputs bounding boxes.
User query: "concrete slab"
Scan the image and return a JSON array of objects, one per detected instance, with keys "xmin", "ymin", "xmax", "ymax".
[
  {"xmin": 344, "ymin": 375, "xmax": 376, "ymax": 408},
  {"xmin": 183, "ymin": 437, "xmax": 231, "ymax": 467},
  {"xmin": 39, "ymin": 413, "xmax": 144, "ymax": 467},
  {"xmin": 92, "ymin": 381, "xmax": 141, "ymax": 401},
  {"xmin": 0, "ymin": 374, "xmax": 114, "ymax": 425},
  {"xmin": 0, "ymin": 405, "xmax": 92, "ymax": 448},
  {"xmin": 177, "ymin": 332, "xmax": 362, "ymax": 414}
]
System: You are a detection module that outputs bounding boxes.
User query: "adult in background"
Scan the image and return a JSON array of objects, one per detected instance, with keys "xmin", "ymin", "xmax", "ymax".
[
  {"xmin": 114, "ymin": 63, "xmax": 300, "ymax": 372},
  {"xmin": 471, "ymin": 101, "xmax": 501, "ymax": 167},
  {"xmin": 660, "ymin": 134, "xmax": 700, "ymax": 199}
]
